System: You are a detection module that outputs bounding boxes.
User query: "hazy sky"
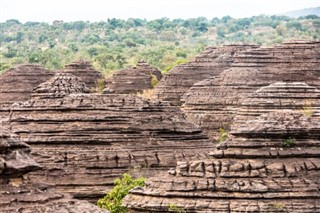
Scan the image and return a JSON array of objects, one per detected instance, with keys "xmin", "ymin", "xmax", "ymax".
[{"xmin": 0, "ymin": 0, "xmax": 319, "ymax": 23}]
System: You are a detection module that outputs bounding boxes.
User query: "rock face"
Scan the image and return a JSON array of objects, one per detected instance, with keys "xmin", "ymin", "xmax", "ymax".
[
  {"xmin": 62, "ymin": 60, "xmax": 102, "ymax": 89},
  {"xmin": 123, "ymin": 82, "xmax": 320, "ymax": 212},
  {"xmin": 32, "ymin": 72, "xmax": 90, "ymax": 99},
  {"xmin": 0, "ymin": 64, "xmax": 54, "ymax": 108},
  {"xmin": 153, "ymin": 44, "xmax": 259, "ymax": 106},
  {"xmin": 183, "ymin": 41, "xmax": 320, "ymax": 140},
  {"xmin": 103, "ymin": 61, "xmax": 163, "ymax": 94},
  {"xmin": 5, "ymin": 91, "xmax": 211, "ymax": 201},
  {"xmin": 0, "ymin": 125, "xmax": 108, "ymax": 213}
]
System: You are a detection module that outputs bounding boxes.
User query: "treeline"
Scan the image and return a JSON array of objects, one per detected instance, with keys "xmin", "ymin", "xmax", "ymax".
[{"xmin": 1, "ymin": 15, "xmax": 319, "ymax": 74}]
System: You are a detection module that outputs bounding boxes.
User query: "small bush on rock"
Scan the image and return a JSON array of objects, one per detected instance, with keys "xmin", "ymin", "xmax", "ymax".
[{"xmin": 97, "ymin": 173, "xmax": 146, "ymax": 213}]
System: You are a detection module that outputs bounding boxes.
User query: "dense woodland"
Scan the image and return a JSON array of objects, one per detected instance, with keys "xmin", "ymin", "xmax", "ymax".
[{"xmin": 1, "ymin": 15, "xmax": 319, "ymax": 75}]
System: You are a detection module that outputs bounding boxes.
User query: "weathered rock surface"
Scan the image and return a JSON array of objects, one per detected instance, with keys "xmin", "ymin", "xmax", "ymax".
[
  {"xmin": 104, "ymin": 61, "xmax": 163, "ymax": 94},
  {"xmin": 32, "ymin": 72, "xmax": 90, "ymax": 99},
  {"xmin": 183, "ymin": 41, "xmax": 320, "ymax": 140},
  {"xmin": 61, "ymin": 60, "xmax": 102, "ymax": 89},
  {"xmin": 123, "ymin": 82, "xmax": 320, "ymax": 212},
  {"xmin": 153, "ymin": 44, "xmax": 259, "ymax": 106},
  {"xmin": 4, "ymin": 92, "xmax": 211, "ymax": 201},
  {"xmin": 0, "ymin": 64, "xmax": 54, "ymax": 108},
  {"xmin": 0, "ymin": 125, "xmax": 108, "ymax": 213}
]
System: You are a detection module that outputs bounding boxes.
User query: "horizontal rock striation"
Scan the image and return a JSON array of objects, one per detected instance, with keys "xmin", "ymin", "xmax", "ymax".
[
  {"xmin": 32, "ymin": 72, "xmax": 90, "ymax": 99},
  {"xmin": 5, "ymin": 92, "xmax": 211, "ymax": 201},
  {"xmin": 103, "ymin": 61, "xmax": 163, "ymax": 94},
  {"xmin": 153, "ymin": 44, "xmax": 259, "ymax": 106},
  {"xmin": 182, "ymin": 40, "xmax": 320, "ymax": 140},
  {"xmin": 0, "ymin": 64, "xmax": 54, "ymax": 108},
  {"xmin": 61, "ymin": 60, "xmax": 102, "ymax": 89},
  {"xmin": 0, "ymin": 125, "xmax": 108, "ymax": 213},
  {"xmin": 123, "ymin": 82, "xmax": 320, "ymax": 212}
]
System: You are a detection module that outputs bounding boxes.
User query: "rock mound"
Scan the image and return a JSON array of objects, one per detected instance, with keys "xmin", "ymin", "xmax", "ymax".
[
  {"xmin": 0, "ymin": 64, "xmax": 54, "ymax": 108},
  {"xmin": 0, "ymin": 125, "xmax": 108, "ymax": 213},
  {"xmin": 183, "ymin": 41, "xmax": 320, "ymax": 140},
  {"xmin": 32, "ymin": 72, "xmax": 90, "ymax": 98},
  {"xmin": 123, "ymin": 82, "xmax": 320, "ymax": 212},
  {"xmin": 62, "ymin": 60, "xmax": 102, "ymax": 89},
  {"xmin": 153, "ymin": 44, "xmax": 259, "ymax": 106},
  {"xmin": 6, "ymin": 93, "xmax": 211, "ymax": 201},
  {"xmin": 103, "ymin": 61, "xmax": 162, "ymax": 94}
]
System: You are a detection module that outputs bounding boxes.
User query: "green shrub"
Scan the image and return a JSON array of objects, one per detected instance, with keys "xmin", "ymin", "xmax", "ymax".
[
  {"xmin": 150, "ymin": 74, "xmax": 159, "ymax": 88},
  {"xmin": 283, "ymin": 137, "xmax": 295, "ymax": 147},
  {"xmin": 97, "ymin": 173, "xmax": 146, "ymax": 213},
  {"xmin": 217, "ymin": 128, "xmax": 228, "ymax": 142},
  {"xmin": 168, "ymin": 203, "xmax": 186, "ymax": 213}
]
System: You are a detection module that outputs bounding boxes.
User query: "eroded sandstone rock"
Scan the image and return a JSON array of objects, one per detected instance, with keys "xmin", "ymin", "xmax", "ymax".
[
  {"xmin": 61, "ymin": 60, "xmax": 102, "ymax": 89},
  {"xmin": 153, "ymin": 44, "xmax": 259, "ymax": 106},
  {"xmin": 123, "ymin": 82, "xmax": 320, "ymax": 212},
  {"xmin": 5, "ymin": 91, "xmax": 211, "ymax": 201},
  {"xmin": 182, "ymin": 41, "xmax": 320, "ymax": 140},
  {"xmin": 0, "ymin": 125, "xmax": 108, "ymax": 213},
  {"xmin": 103, "ymin": 61, "xmax": 162, "ymax": 94}
]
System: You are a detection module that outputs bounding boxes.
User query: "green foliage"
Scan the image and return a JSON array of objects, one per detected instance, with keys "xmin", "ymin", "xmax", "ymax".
[
  {"xmin": 150, "ymin": 74, "xmax": 159, "ymax": 88},
  {"xmin": 271, "ymin": 202, "xmax": 285, "ymax": 209},
  {"xmin": 302, "ymin": 102, "xmax": 314, "ymax": 117},
  {"xmin": 168, "ymin": 204, "xmax": 186, "ymax": 213},
  {"xmin": 97, "ymin": 173, "xmax": 146, "ymax": 213},
  {"xmin": 283, "ymin": 137, "xmax": 295, "ymax": 147},
  {"xmin": 0, "ymin": 16, "xmax": 318, "ymax": 75},
  {"xmin": 217, "ymin": 128, "xmax": 228, "ymax": 143}
]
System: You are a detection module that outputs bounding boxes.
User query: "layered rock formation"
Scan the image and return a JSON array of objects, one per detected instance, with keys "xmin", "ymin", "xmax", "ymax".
[
  {"xmin": 103, "ymin": 61, "xmax": 163, "ymax": 94},
  {"xmin": 0, "ymin": 64, "xmax": 54, "ymax": 108},
  {"xmin": 32, "ymin": 72, "xmax": 90, "ymax": 99},
  {"xmin": 0, "ymin": 125, "xmax": 108, "ymax": 212},
  {"xmin": 62, "ymin": 60, "xmax": 102, "ymax": 89},
  {"xmin": 123, "ymin": 82, "xmax": 320, "ymax": 212},
  {"xmin": 5, "ymin": 85, "xmax": 211, "ymax": 201},
  {"xmin": 183, "ymin": 40, "xmax": 320, "ymax": 140},
  {"xmin": 153, "ymin": 44, "xmax": 259, "ymax": 106}
]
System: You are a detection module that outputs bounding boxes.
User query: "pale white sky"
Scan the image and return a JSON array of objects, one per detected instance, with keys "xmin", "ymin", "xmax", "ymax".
[{"xmin": 0, "ymin": 0, "xmax": 319, "ymax": 23}]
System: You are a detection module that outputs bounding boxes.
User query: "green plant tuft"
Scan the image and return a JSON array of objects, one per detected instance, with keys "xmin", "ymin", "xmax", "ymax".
[
  {"xmin": 283, "ymin": 137, "xmax": 295, "ymax": 147},
  {"xmin": 217, "ymin": 128, "xmax": 228, "ymax": 142},
  {"xmin": 150, "ymin": 74, "xmax": 159, "ymax": 88},
  {"xmin": 168, "ymin": 203, "xmax": 186, "ymax": 213},
  {"xmin": 97, "ymin": 173, "xmax": 146, "ymax": 213}
]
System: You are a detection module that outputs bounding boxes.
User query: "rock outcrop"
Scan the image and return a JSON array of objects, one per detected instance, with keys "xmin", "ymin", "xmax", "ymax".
[
  {"xmin": 123, "ymin": 82, "xmax": 320, "ymax": 212},
  {"xmin": 32, "ymin": 72, "xmax": 90, "ymax": 99},
  {"xmin": 183, "ymin": 40, "xmax": 320, "ymax": 140},
  {"xmin": 153, "ymin": 44, "xmax": 259, "ymax": 106},
  {"xmin": 0, "ymin": 125, "xmax": 108, "ymax": 213},
  {"xmin": 5, "ymin": 89, "xmax": 211, "ymax": 201},
  {"xmin": 61, "ymin": 60, "xmax": 102, "ymax": 89},
  {"xmin": 0, "ymin": 64, "xmax": 54, "ymax": 108},
  {"xmin": 103, "ymin": 61, "xmax": 163, "ymax": 94}
]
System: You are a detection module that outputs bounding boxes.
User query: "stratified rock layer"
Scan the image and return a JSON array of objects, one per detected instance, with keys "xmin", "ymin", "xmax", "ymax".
[
  {"xmin": 62, "ymin": 60, "xmax": 102, "ymax": 89},
  {"xmin": 0, "ymin": 125, "xmax": 108, "ymax": 213},
  {"xmin": 0, "ymin": 64, "xmax": 54, "ymax": 107},
  {"xmin": 104, "ymin": 61, "xmax": 163, "ymax": 94},
  {"xmin": 32, "ymin": 72, "xmax": 90, "ymax": 99},
  {"xmin": 123, "ymin": 82, "xmax": 320, "ymax": 212},
  {"xmin": 183, "ymin": 41, "xmax": 320, "ymax": 140},
  {"xmin": 6, "ymin": 93, "xmax": 211, "ymax": 201},
  {"xmin": 153, "ymin": 44, "xmax": 259, "ymax": 106}
]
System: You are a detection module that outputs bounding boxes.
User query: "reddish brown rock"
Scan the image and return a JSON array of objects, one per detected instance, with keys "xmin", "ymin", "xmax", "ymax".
[
  {"xmin": 104, "ymin": 61, "xmax": 163, "ymax": 94},
  {"xmin": 153, "ymin": 44, "xmax": 259, "ymax": 106},
  {"xmin": 182, "ymin": 40, "xmax": 320, "ymax": 140},
  {"xmin": 123, "ymin": 82, "xmax": 320, "ymax": 212},
  {"xmin": 0, "ymin": 64, "xmax": 54, "ymax": 108},
  {"xmin": 61, "ymin": 60, "xmax": 102, "ymax": 89},
  {"xmin": 4, "ymin": 91, "xmax": 211, "ymax": 202},
  {"xmin": 0, "ymin": 125, "xmax": 108, "ymax": 213}
]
